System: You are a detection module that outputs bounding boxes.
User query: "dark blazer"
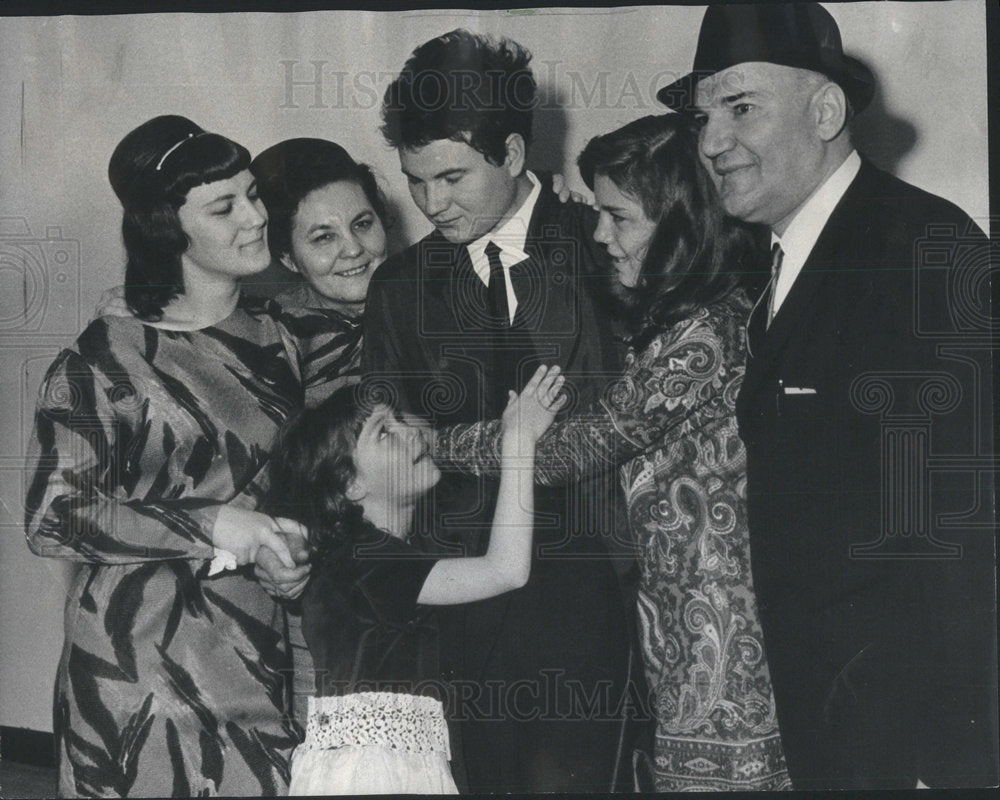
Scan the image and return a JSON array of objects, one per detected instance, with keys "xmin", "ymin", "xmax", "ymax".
[
  {"xmin": 737, "ymin": 159, "xmax": 997, "ymax": 789},
  {"xmin": 364, "ymin": 175, "xmax": 623, "ymax": 421},
  {"xmin": 362, "ymin": 172, "xmax": 638, "ymax": 793}
]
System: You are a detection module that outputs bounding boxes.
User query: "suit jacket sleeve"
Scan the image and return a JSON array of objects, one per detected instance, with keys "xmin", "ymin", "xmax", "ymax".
[{"xmin": 361, "ymin": 260, "xmax": 404, "ymax": 376}]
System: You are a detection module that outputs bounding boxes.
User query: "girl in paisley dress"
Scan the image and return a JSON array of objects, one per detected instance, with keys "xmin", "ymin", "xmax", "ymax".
[
  {"xmin": 267, "ymin": 366, "xmax": 565, "ymax": 794},
  {"xmin": 25, "ymin": 115, "xmax": 308, "ymax": 796},
  {"xmin": 434, "ymin": 114, "xmax": 792, "ymax": 791}
]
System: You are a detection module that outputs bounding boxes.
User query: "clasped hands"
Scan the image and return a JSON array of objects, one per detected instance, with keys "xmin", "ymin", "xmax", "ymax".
[
  {"xmin": 254, "ymin": 529, "xmax": 311, "ymax": 601},
  {"xmin": 211, "ymin": 505, "xmax": 311, "ymax": 601}
]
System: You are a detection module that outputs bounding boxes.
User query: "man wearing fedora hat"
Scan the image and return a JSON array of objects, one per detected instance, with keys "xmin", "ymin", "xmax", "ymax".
[{"xmin": 659, "ymin": 2, "xmax": 997, "ymax": 790}]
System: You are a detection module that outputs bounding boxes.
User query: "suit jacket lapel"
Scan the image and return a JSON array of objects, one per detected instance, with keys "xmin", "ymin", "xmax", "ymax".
[
  {"xmin": 509, "ymin": 177, "xmax": 578, "ymax": 363},
  {"xmin": 427, "ymin": 232, "xmax": 481, "ymax": 338},
  {"xmin": 743, "ymin": 162, "xmax": 873, "ymax": 398}
]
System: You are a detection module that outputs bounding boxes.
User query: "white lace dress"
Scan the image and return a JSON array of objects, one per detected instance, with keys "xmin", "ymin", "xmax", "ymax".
[
  {"xmin": 289, "ymin": 526, "xmax": 456, "ymax": 795},
  {"xmin": 289, "ymin": 692, "xmax": 455, "ymax": 794}
]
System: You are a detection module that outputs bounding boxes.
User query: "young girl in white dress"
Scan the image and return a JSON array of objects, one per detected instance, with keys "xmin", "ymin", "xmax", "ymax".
[{"xmin": 267, "ymin": 365, "xmax": 566, "ymax": 795}]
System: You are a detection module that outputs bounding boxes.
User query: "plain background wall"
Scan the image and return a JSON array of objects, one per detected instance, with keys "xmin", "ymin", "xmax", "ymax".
[{"xmin": 0, "ymin": 1, "xmax": 989, "ymax": 734}]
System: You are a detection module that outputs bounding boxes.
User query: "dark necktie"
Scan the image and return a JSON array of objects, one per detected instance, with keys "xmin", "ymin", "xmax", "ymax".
[
  {"xmin": 746, "ymin": 242, "xmax": 783, "ymax": 360},
  {"xmin": 766, "ymin": 242, "xmax": 784, "ymax": 328},
  {"xmin": 485, "ymin": 240, "xmax": 510, "ymax": 328},
  {"xmin": 484, "ymin": 240, "xmax": 527, "ymax": 412}
]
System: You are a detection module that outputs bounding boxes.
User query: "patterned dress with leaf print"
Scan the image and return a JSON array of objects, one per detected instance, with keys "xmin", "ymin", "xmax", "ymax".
[
  {"xmin": 433, "ymin": 292, "xmax": 791, "ymax": 791},
  {"xmin": 24, "ymin": 296, "xmax": 303, "ymax": 797},
  {"xmin": 272, "ymin": 282, "xmax": 364, "ymax": 407}
]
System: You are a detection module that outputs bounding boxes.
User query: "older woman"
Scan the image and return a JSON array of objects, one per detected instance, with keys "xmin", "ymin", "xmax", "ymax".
[
  {"xmin": 25, "ymin": 115, "xmax": 306, "ymax": 796},
  {"xmin": 434, "ymin": 114, "xmax": 791, "ymax": 791},
  {"xmin": 251, "ymin": 138, "xmax": 389, "ymax": 405}
]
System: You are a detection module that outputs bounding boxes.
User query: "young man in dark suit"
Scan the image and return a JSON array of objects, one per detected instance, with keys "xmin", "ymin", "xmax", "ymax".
[
  {"xmin": 659, "ymin": 2, "xmax": 997, "ymax": 790},
  {"xmin": 362, "ymin": 29, "xmax": 641, "ymax": 793}
]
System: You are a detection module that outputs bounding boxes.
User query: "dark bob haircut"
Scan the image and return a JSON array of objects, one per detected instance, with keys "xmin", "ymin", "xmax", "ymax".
[
  {"xmin": 578, "ymin": 113, "xmax": 764, "ymax": 350},
  {"xmin": 381, "ymin": 29, "xmax": 536, "ymax": 166},
  {"xmin": 251, "ymin": 138, "xmax": 387, "ymax": 265},
  {"xmin": 266, "ymin": 383, "xmax": 382, "ymax": 564},
  {"xmin": 108, "ymin": 115, "xmax": 251, "ymax": 321}
]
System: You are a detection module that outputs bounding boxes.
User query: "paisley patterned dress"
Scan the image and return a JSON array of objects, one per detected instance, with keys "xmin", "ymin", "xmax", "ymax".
[
  {"xmin": 24, "ymin": 297, "xmax": 303, "ymax": 797},
  {"xmin": 434, "ymin": 293, "xmax": 791, "ymax": 791}
]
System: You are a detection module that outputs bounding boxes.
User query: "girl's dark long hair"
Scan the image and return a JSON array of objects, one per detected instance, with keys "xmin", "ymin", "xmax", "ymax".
[
  {"xmin": 266, "ymin": 384, "xmax": 376, "ymax": 566},
  {"xmin": 578, "ymin": 113, "xmax": 766, "ymax": 350},
  {"xmin": 108, "ymin": 115, "xmax": 252, "ymax": 321}
]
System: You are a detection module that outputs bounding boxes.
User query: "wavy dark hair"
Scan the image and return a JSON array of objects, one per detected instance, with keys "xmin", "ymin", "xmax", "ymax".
[
  {"xmin": 266, "ymin": 384, "xmax": 380, "ymax": 566},
  {"xmin": 251, "ymin": 138, "xmax": 388, "ymax": 265},
  {"xmin": 381, "ymin": 28, "xmax": 536, "ymax": 165},
  {"xmin": 107, "ymin": 115, "xmax": 252, "ymax": 321},
  {"xmin": 578, "ymin": 113, "xmax": 765, "ymax": 350}
]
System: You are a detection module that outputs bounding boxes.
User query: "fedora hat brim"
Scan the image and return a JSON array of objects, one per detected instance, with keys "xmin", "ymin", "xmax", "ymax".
[
  {"xmin": 657, "ymin": 56, "xmax": 874, "ymax": 113},
  {"xmin": 658, "ymin": 3, "xmax": 875, "ymax": 114}
]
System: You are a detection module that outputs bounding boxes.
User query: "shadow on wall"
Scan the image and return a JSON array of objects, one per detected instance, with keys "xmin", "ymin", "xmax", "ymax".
[
  {"xmin": 528, "ymin": 80, "xmax": 569, "ymax": 176},
  {"xmin": 844, "ymin": 57, "xmax": 918, "ymax": 174}
]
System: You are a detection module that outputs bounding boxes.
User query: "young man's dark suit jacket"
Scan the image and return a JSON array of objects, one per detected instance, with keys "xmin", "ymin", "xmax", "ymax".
[
  {"xmin": 362, "ymin": 173, "xmax": 642, "ymax": 793},
  {"xmin": 737, "ymin": 158, "xmax": 997, "ymax": 789}
]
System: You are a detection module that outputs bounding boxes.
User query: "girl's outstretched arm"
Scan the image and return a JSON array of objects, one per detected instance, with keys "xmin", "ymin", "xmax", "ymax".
[{"xmin": 416, "ymin": 366, "xmax": 566, "ymax": 605}]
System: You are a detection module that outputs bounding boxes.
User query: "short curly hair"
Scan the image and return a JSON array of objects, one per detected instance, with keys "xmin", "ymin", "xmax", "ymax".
[
  {"xmin": 381, "ymin": 29, "xmax": 536, "ymax": 165},
  {"xmin": 251, "ymin": 138, "xmax": 387, "ymax": 264}
]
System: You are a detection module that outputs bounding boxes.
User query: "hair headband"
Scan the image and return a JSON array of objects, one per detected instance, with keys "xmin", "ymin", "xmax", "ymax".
[{"xmin": 155, "ymin": 132, "xmax": 204, "ymax": 171}]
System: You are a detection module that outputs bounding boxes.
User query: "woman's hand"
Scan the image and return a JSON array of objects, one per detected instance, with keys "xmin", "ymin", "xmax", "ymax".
[
  {"xmin": 502, "ymin": 364, "xmax": 567, "ymax": 445},
  {"xmin": 551, "ymin": 173, "xmax": 595, "ymax": 207},
  {"xmin": 93, "ymin": 285, "xmax": 131, "ymax": 321},
  {"xmin": 211, "ymin": 506, "xmax": 306, "ymax": 569},
  {"xmin": 254, "ymin": 530, "xmax": 311, "ymax": 600}
]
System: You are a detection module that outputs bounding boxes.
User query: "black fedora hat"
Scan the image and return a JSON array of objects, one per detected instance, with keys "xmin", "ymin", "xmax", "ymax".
[{"xmin": 657, "ymin": 3, "xmax": 875, "ymax": 113}]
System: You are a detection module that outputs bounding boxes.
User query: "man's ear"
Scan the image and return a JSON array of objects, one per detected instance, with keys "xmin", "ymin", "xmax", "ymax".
[
  {"xmin": 279, "ymin": 252, "xmax": 300, "ymax": 274},
  {"xmin": 503, "ymin": 133, "xmax": 527, "ymax": 176},
  {"xmin": 812, "ymin": 81, "xmax": 849, "ymax": 141}
]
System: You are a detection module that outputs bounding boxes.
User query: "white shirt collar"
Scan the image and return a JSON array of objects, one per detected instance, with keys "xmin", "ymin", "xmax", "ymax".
[
  {"xmin": 770, "ymin": 150, "xmax": 861, "ymax": 313},
  {"xmin": 467, "ymin": 170, "xmax": 540, "ymax": 283},
  {"xmin": 465, "ymin": 171, "xmax": 541, "ymax": 323}
]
